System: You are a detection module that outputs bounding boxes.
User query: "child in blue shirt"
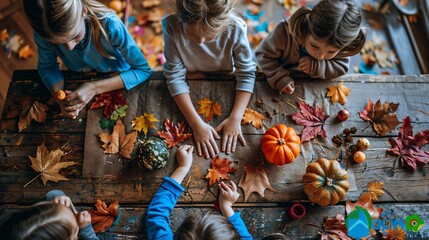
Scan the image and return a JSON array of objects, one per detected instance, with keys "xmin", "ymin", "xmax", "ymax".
[
  {"xmin": 0, "ymin": 190, "xmax": 97, "ymax": 240},
  {"xmin": 146, "ymin": 145, "xmax": 253, "ymax": 239},
  {"xmin": 23, "ymin": 0, "xmax": 151, "ymax": 119}
]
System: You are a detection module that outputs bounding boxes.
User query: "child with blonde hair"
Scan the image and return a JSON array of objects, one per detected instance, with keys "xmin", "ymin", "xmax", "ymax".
[
  {"xmin": 146, "ymin": 145, "xmax": 253, "ymax": 239},
  {"xmin": 255, "ymin": 0, "xmax": 366, "ymax": 94},
  {"xmin": 163, "ymin": 0, "xmax": 256, "ymax": 159},
  {"xmin": 0, "ymin": 190, "xmax": 97, "ymax": 240},
  {"xmin": 23, "ymin": 0, "xmax": 151, "ymax": 119}
]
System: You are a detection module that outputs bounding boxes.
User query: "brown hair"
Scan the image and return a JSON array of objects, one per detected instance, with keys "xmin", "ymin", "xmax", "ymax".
[
  {"xmin": 0, "ymin": 202, "xmax": 77, "ymax": 240},
  {"xmin": 23, "ymin": 0, "xmax": 114, "ymax": 58},
  {"xmin": 174, "ymin": 210, "xmax": 240, "ymax": 240},
  {"xmin": 288, "ymin": 0, "xmax": 366, "ymax": 57},
  {"xmin": 175, "ymin": 0, "xmax": 236, "ymax": 36}
]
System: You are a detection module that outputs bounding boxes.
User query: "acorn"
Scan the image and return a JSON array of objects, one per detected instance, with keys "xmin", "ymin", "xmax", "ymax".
[
  {"xmin": 357, "ymin": 138, "xmax": 370, "ymax": 151},
  {"xmin": 337, "ymin": 110, "xmax": 350, "ymax": 122}
]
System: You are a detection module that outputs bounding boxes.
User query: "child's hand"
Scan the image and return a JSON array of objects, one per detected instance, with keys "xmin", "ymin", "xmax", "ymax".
[
  {"xmin": 219, "ymin": 181, "xmax": 239, "ymax": 208},
  {"xmin": 282, "ymin": 82, "xmax": 295, "ymax": 94},
  {"xmin": 64, "ymin": 82, "xmax": 97, "ymax": 118},
  {"xmin": 57, "ymin": 95, "xmax": 80, "ymax": 119},
  {"xmin": 76, "ymin": 211, "xmax": 92, "ymax": 229},
  {"xmin": 192, "ymin": 122, "xmax": 220, "ymax": 158},
  {"xmin": 53, "ymin": 195, "xmax": 73, "ymax": 208},
  {"xmin": 298, "ymin": 56, "xmax": 312, "ymax": 75},
  {"xmin": 215, "ymin": 117, "xmax": 245, "ymax": 154},
  {"xmin": 176, "ymin": 145, "xmax": 194, "ymax": 170}
]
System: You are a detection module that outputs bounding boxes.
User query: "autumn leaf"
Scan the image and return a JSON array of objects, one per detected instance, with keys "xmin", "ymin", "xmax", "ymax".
[
  {"xmin": 346, "ymin": 192, "xmax": 383, "ymax": 220},
  {"xmin": 132, "ymin": 113, "xmax": 160, "ymax": 135},
  {"xmin": 99, "ymin": 119, "xmax": 137, "ymax": 159},
  {"xmin": 0, "ymin": 29, "xmax": 9, "ymax": 42},
  {"xmin": 27, "ymin": 142, "xmax": 78, "ymax": 187},
  {"xmin": 366, "ymin": 181, "xmax": 384, "ymax": 201},
  {"xmin": 110, "ymin": 105, "xmax": 127, "ymax": 120},
  {"xmin": 383, "ymin": 226, "xmax": 406, "ymax": 240},
  {"xmin": 359, "ymin": 99, "xmax": 400, "ymax": 136},
  {"xmin": 319, "ymin": 214, "xmax": 351, "ymax": 240},
  {"xmin": 205, "ymin": 156, "xmax": 237, "ymax": 186},
  {"xmin": 242, "ymin": 107, "xmax": 266, "ymax": 129},
  {"xmin": 197, "ymin": 97, "xmax": 222, "ymax": 122},
  {"xmin": 90, "ymin": 90, "xmax": 127, "ymax": 118},
  {"xmin": 387, "ymin": 116, "xmax": 429, "ymax": 170},
  {"xmin": 100, "ymin": 118, "xmax": 116, "ymax": 131},
  {"xmin": 238, "ymin": 164, "xmax": 275, "ymax": 202},
  {"xmin": 18, "ymin": 45, "xmax": 34, "ymax": 59},
  {"xmin": 157, "ymin": 119, "xmax": 192, "ymax": 148},
  {"xmin": 291, "ymin": 101, "xmax": 329, "ymax": 142},
  {"xmin": 18, "ymin": 101, "xmax": 50, "ymax": 132},
  {"xmin": 326, "ymin": 82, "xmax": 351, "ymax": 105},
  {"xmin": 88, "ymin": 199, "xmax": 120, "ymax": 233}
]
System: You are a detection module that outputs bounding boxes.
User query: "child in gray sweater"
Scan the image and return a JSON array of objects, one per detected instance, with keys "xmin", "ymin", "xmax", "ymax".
[
  {"xmin": 255, "ymin": 0, "xmax": 366, "ymax": 94},
  {"xmin": 162, "ymin": 0, "xmax": 256, "ymax": 159}
]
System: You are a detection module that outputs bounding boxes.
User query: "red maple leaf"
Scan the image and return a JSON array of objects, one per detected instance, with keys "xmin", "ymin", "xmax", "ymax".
[
  {"xmin": 387, "ymin": 116, "xmax": 429, "ymax": 170},
  {"xmin": 88, "ymin": 199, "xmax": 120, "ymax": 233},
  {"xmin": 157, "ymin": 119, "xmax": 192, "ymax": 148},
  {"xmin": 291, "ymin": 101, "xmax": 329, "ymax": 142},
  {"xmin": 205, "ymin": 156, "xmax": 237, "ymax": 186},
  {"xmin": 89, "ymin": 90, "xmax": 127, "ymax": 117}
]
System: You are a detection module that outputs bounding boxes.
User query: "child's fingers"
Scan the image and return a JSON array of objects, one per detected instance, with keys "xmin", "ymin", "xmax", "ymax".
[
  {"xmin": 186, "ymin": 145, "xmax": 194, "ymax": 153},
  {"xmin": 238, "ymin": 133, "xmax": 246, "ymax": 146},
  {"xmin": 212, "ymin": 128, "xmax": 220, "ymax": 140},
  {"xmin": 209, "ymin": 137, "xmax": 219, "ymax": 155},
  {"xmin": 231, "ymin": 135, "xmax": 237, "ymax": 152},
  {"xmin": 196, "ymin": 142, "xmax": 202, "ymax": 157},
  {"xmin": 230, "ymin": 181, "xmax": 238, "ymax": 192}
]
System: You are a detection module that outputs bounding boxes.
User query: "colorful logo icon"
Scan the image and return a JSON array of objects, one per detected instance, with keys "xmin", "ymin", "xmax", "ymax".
[
  {"xmin": 405, "ymin": 214, "xmax": 424, "ymax": 232},
  {"xmin": 346, "ymin": 207, "xmax": 372, "ymax": 239}
]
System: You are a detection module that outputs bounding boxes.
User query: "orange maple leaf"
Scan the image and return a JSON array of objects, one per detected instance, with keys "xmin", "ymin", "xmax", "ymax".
[
  {"xmin": 99, "ymin": 119, "xmax": 137, "ymax": 159},
  {"xmin": 242, "ymin": 107, "xmax": 266, "ymax": 129},
  {"xmin": 157, "ymin": 119, "xmax": 192, "ymax": 148},
  {"xmin": 366, "ymin": 181, "xmax": 384, "ymax": 201},
  {"xmin": 0, "ymin": 29, "xmax": 9, "ymax": 42},
  {"xmin": 326, "ymin": 82, "xmax": 351, "ymax": 105},
  {"xmin": 18, "ymin": 45, "xmax": 34, "ymax": 59},
  {"xmin": 27, "ymin": 143, "xmax": 78, "ymax": 186},
  {"xmin": 238, "ymin": 164, "xmax": 276, "ymax": 202},
  {"xmin": 205, "ymin": 156, "xmax": 237, "ymax": 186},
  {"xmin": 346, "ymin": 192, "xmax": 383, "ymax": 220},
  {"xmin": 132, "ymin": 113, "xmax": 159, "ymax": 135},
  {"xmin": 384, "ymin": 226, "xmax": 406, "ymax": 240},
  {"xmin": 18, "ymin": 101, "xmax": 50, "ymax": 132},
  {"xmin": 197, "ymin": 97, "xmax": 222, "ymax": 122},
  {"xmin": 88, "ymin": 199, "xmax": 120, "ymax": 233}
]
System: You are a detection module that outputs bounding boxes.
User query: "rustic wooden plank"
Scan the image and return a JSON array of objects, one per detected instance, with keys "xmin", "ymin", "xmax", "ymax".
[{"xmin": 1, "ymin": 203, "xmax": 428, "ymax": 239}]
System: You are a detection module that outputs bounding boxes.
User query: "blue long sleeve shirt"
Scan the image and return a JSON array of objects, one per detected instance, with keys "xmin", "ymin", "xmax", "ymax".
[
  {"xmin": 45, "ymin": 190, "xmax": 98, "ymax": 240},
  {"xmin": 34, "ymin": 13, "xmax": 151, "ymax": 90},
  {"xmin": 146, "ymin": 177, "xmax": 253, "ymax": 240}
]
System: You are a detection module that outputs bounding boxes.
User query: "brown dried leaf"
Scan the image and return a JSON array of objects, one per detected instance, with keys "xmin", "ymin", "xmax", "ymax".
[
  {"xmin": 242, "ymin": 107, "xmax": 266, "ymax": 129},
  {"xmin": 157, "ymin": 119, "xmax": 192, "ymax": 148},
  {"xmin": 326, "ymin": 82, "xmax": 351, "ymax": 105},
  {"xmin": 205, "ymin": 156, "xmax": 237, "ymax": 186},
  {"xmin": 320, "ymin": 214, "xmax": 351, "ymax": 240},
  {"xmin": 238, "ymin": 164, "xmax": 275, "ymax": 202},
  {"xmin": 197, "ymin": 97, "xmax": 222, "ymax": 122},
  {"xmin": 18, "ymin": 101, "xmax": 50, "ymax": 132},
  {"xmin": 383, "ymin": 226, "xmax": 406, "ymax": 240},
  {"xmin": 88, "ymin": 199, "xmax": 119, "ymax": 233},
  {"xmin": 28, "ymin": 143, "xmax": 78, "ymax": 186},
  {"xmin": 367, "ymin": 181, "xmax": 384, "ymax": 201},
  {"xmin": 346, "ymin": 193, "xmax": 383, "ymax": 220},
  {"xmin": 359, "ymin": 99, "xmax": 400, "ymax": 135},
  {"xmin": 99, "ymin": 119, "xmax": 137, "ymax": 159}
]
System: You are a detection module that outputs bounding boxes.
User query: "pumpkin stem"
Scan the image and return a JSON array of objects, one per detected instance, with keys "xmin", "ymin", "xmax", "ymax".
[
  {"xmin": 326, "ymin": 177, "xmax": 333, "ymax": 187},
  {"xmin": 278, "ymin": 138, "xmax": 285, "ymax": 145}
]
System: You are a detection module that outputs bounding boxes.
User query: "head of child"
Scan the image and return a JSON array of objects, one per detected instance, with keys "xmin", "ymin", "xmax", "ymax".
[
  {"xmin": 0, "ymin": 202, "xmax": 79, "ymax": 240},
  {"xmin": 289, "ymin": 0, "xmax": 366, "ymax": 60},
  {"xmin": 176, "ymin": 0, "xmax": 235, "ymax": 44},
  {"xmin": 23, "ymin": 0, "xmax": 112, "ymax": 55},
  {"xmin": 174, "ymin": 210, "xmax": 239, "ymax": 240}
]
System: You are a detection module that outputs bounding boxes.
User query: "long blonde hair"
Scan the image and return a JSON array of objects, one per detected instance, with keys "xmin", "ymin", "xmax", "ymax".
[
  {"xmin": 23, "ymin": 0, "xmax": 114, "ymax": 58},
  {"xmin": 0, "ymin": 203, "xmax": 77, "ymax": 240},
  {"xmin": 288, "ymin": 0, "xmax": 366, "ymax": 57}
]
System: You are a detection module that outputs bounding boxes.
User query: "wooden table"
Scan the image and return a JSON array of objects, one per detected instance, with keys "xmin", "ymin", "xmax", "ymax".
[{"xmin": 0, "ymin": 70, "xmax": 428, "ymax": 239}]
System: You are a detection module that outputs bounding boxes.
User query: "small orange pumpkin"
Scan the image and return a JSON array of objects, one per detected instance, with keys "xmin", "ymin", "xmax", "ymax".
[
  {"xmin": 303, "ymin": 158, "xmax": 349, "ymax": 206},
  {"xmin": 261, "ymin": 124, "xmax": 301, "ymax": 165}
]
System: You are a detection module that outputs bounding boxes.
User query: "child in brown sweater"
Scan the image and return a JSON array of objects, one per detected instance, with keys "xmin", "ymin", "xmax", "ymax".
[{"xmin": 255, "ymin": 0, "xmax": 366, "ymax": 94}]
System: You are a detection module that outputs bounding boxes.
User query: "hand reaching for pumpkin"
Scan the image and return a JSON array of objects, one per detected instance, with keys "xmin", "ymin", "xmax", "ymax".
[{"xmin": 219, "ymin": 181, "xmax": 239, "ymax": 218}]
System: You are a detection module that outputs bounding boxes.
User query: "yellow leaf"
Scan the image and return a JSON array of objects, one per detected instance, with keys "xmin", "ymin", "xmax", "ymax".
[
  {"xmin": 326, "ymin": 82, "xmax": 351, "ymax": 105},
  {"xmin": 28, "ymin": 143, "xmax": 78, "ymax": 186},
  {"xmin": 132, "ymin": 113, "xmax": 159, "ymax": 135},
  {"xmin": 367, "ymin": 181, "xmax": 384, "ymax": 201},
  {"xmin": 18, "ymin": 45, "xmax": 34, "ymax": 59},
  {"xmin": 100, "ymin": 119, "xmax": 137, "ymax": 159},
  {"xmin": 0, "ymin": 29, "xmax": 9, "ymax": 42},
  {"xmin": 197, "ymin": 97, "xmax": 222, "ymax": 122},
  {"xmin": 242, "ymin": 107, "xmax": 266, "ymax": 129}
]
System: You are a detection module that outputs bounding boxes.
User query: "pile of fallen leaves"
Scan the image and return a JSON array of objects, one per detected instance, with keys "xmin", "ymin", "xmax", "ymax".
[{"xmin": 0, "ymin": 28, "xmax": 34, "ymax": 59}]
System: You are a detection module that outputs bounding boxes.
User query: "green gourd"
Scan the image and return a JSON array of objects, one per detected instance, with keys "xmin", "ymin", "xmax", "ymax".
[{"xmin": 136, "ymin": 137, "xmax": 169, "ymax": 170}]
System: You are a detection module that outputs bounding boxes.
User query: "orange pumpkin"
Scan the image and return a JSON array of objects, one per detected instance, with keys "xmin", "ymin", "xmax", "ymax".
[
  {"xmin": 303, "ymin": 158, "xmax": 349, "ymax": 206},
  {"xmin": 261, "ymin": 124, "xmax": 301, "ymax": 165}
]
